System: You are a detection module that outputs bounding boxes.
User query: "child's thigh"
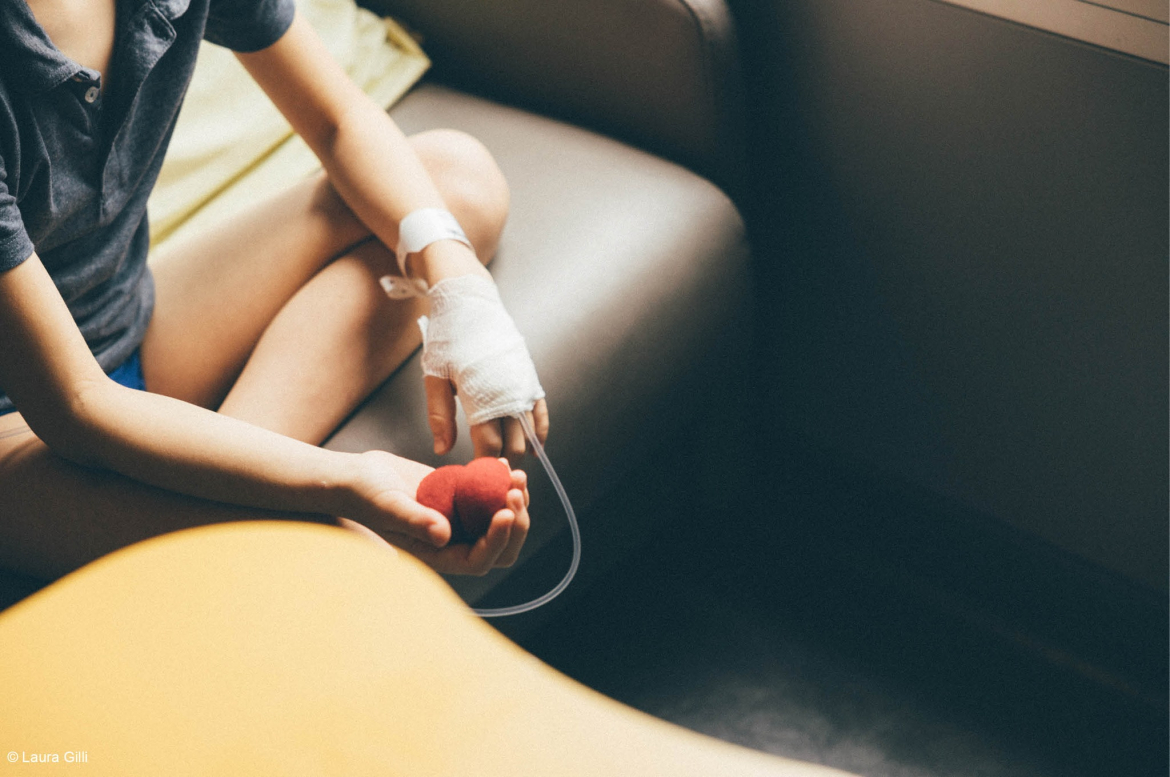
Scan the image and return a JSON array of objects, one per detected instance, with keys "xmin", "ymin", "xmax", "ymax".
[
  {"xmin": 142, "ymin": 172, "xmax": 369, "ymax": 409},
  {"xmin": 0, "ymin": 417, "xmax": 325, "ymax": 582}
]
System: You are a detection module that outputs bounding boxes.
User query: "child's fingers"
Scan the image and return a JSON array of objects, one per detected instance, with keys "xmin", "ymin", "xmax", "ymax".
[
  {"xmin": 494, "ymin": 490, "xmax": 529, "ymax": 568},
  {"xmin": 373, "ymin": 489, "xmax": 451, "ymax": 547},
  {"xmin": 507, "ymin": 466, "xmax": 530, "ymax": 507},
  {"xmin": 471, "ymin": 419, "xmax": 505, "ymax": 459},
  {"xmin": 469, "ymin": 399, "xmax": 549, "ymax": 463},
  {"xmin": 464, "ymin": 509, "xmax": 514, "ymax": 575},
  {"xmin": 424, "ymin": 376, "xmax": 458, "ymax": 455},
  {"xmin": 386, "ymin": 513, "xmax": 510, "ymax": 576},
  {"xmin": 502, "ymin": 416, "xmax": 526, "ymax": 465},
  {"xmin": 533, "ymin": 399, "xmax": 550, "ymax": 444}
]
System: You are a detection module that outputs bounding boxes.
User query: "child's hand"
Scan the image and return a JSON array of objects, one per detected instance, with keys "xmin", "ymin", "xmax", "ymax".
[
  {"xmin": 416, "ymin": 273, "xmax": 547, "ymax": 466},
  {"xmin": 426, "ymin": 375, "xmax": 549, "ymax": 466},
  {"xmin": 345, "ymin": 451, "xmax": 530, "ymax": 575},
  {"xmin": 469, "ymin": 401, "xmax": 549, "ymax": 467},
  {"xmin": 394, "ymin": 465, "xmax": 530, "ymax": 575}
]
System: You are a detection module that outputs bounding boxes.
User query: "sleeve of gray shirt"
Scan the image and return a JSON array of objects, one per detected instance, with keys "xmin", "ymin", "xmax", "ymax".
[
  {"xmin": 204, "ymin": 0, "xmax": 297, "ymax": 53},
  {"xmin": 0, "ymin": 154, "xmax": 35, "ymax": 274}
]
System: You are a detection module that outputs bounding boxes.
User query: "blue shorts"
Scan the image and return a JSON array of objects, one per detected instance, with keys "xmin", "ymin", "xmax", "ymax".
[
  {"xmin": 0, "ymin": 349, "xmax": 146, "ymax": 417},
  {"xmin": 106, "ymin": 349, "xmax": 147, "ymax": 392}
]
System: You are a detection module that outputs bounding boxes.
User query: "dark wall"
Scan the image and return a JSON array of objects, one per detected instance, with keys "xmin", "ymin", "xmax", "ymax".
[{"xmin": 734, "ymin": 0, "xmax": 1168, "ymax": 591}]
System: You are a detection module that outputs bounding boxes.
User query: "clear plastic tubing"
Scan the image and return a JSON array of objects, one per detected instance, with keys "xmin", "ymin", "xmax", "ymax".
[{"xmin": 472, "ymin": 413, "xmax": 581, "ymax": 618}]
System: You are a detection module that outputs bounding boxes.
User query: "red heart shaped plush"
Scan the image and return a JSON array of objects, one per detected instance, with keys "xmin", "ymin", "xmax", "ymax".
[
  {"xmin": 416, "ymin": 458, "xmax": 512, "ymax": 542},
  {"xmin": 454, "ymin": 457, "xmax": 513, "ymax": 540},
  {"xmin": 415, "ymin": 465, "xmax": 461, "ymax": 525}
]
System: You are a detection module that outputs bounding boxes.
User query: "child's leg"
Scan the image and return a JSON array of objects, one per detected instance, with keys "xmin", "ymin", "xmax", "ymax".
[
  {"xmin": 0, "ymin": 130, "xmax": 505, "ymax": 582},
  {"xmin": 0, "ymin": 414, "xmax": 333, "ymax": 581},
  {"xmin": 142, "ymin": 129, "xmax": 508, "ymax": 443}
]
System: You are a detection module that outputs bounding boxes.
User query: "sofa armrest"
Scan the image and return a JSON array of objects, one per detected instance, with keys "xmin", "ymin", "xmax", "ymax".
[{"xmin": 360, "ymin": 0, "xmax": 746, "ymax": 190}]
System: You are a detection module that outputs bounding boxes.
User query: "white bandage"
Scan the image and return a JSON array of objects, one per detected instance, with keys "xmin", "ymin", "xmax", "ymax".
[
  {"xmin": 417, "ymin": 275, "xmax": 545, "ymax": 426},
  {"xmin": 380, "ymin": 208, "xmax": 474, "ymax": 299}
]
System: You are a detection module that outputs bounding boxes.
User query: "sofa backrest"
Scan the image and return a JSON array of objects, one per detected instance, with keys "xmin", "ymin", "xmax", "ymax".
[{"xmin": 361, "ymin": 0, "xmax": 747, "ymax": 193}]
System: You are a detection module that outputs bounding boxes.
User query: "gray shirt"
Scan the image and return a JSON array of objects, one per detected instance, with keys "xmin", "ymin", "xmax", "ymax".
[{"xmin": 0, "ymin": 0, "xmax": 295, "ymax": 413}]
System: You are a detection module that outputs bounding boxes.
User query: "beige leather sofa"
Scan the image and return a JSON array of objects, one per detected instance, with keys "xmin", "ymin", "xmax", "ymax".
[
  {"xmin": 327, "ymin": 0, "xmax": 751, "ymax": 618},
  {"xmin": 0, "ymin": 0, "xmax": 748, "ymax": 621}
]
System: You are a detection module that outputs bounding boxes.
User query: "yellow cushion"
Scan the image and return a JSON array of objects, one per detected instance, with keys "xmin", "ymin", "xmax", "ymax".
[{"xmin": 0, "ymin": 521, "xmax": 852, "ymax": 776}]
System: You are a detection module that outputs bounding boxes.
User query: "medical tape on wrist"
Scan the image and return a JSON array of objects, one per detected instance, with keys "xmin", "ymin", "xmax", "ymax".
[
  {"xmin": 380, "ymin": 208, "xmax": 473, "ymax": 299},
  {"xmin": 417, "ymin": 275, "xmax": 545, "ymax": 426}
]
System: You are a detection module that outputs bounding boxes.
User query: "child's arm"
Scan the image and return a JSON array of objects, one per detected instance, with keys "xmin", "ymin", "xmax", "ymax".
[
  {"xmin": 0, "ymin": 253, "xmax": 524, "ymax": 575},
  {"xmin": 235, "ymin": 13, "xmax": 549, "ymax": 463}
]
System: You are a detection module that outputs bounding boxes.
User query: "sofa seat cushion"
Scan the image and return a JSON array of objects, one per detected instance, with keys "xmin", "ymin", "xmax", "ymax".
[{"xmin": 324, "ymin": 84, "xmax": 750, "ymax": 607}]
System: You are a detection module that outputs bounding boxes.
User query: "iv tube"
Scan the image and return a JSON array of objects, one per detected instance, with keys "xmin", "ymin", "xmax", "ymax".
[{"xmin": 472, "ymin": 413, "xmax": 581, "ymax": 617}]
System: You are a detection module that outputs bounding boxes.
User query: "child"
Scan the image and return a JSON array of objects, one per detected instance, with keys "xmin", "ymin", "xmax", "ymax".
[{"xmin": 0, "ymin": 0, "xmax": 550, "ymax": 582}]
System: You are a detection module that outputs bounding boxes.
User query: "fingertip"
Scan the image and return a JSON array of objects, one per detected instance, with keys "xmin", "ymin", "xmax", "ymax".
[
  {"xmin": 534, "ymin": 400, "xmax": 550, "ymax": 443},
  {"xmin": 427, "ymin": 517, "xmax": 452, "ymax": 547},
  {"xmin": 490, "ymin": 509, "xmax": 516, "ymax": 545},
  {"xmin": 509, "ymin": 468, "xmax": 528, "ymax": 489},
  {"xmin": 469, "ymin": 511, "xmax": 511, "ymax": 569},
  {"xmin": 430, "ymin": 421, "xmax": 453, "ymax": 455}
]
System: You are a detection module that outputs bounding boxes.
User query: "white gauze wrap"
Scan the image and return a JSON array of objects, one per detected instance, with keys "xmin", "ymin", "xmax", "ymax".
[{"xmin": 418, "ymin": 275, "xmax": 545, "ymax": 426}]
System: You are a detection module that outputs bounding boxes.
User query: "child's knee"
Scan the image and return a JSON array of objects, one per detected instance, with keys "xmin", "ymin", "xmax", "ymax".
[{"xmin": 411, "ymin": 129, "xmax": 509, "ymax": 263}]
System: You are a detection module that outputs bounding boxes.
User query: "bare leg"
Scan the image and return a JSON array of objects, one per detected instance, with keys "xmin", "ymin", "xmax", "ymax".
[
  {"xmin": 0, "ymin": 416, "xmax": 329, "ymax": 580},
  {"xmin": 0, "ymin": 129, "xmax": 508, "ymax": 581},
  {"xmin": 143, "ymin": 129, "xmax": 507, "ymax": 442}
]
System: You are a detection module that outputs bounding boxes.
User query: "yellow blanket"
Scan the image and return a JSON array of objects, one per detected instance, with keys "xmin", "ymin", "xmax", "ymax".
[{"xmin": 148, "ymin": 0, "xmax": 429, "ymax": 252}]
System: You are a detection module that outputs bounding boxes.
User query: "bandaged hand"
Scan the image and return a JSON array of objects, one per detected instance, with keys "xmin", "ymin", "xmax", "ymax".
[{"xmin": 418, "ymin": 274, "xmax": 549, "ymax": 461}]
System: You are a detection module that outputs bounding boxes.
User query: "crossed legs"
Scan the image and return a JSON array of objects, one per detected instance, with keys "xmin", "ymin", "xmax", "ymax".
[
  {"xmin": 144, "ymin": 128, "xmax": 508, "ymax": 443},
  {"xmin": 0, "ymin": 129, "xmax": 509, "ymax": 580}
]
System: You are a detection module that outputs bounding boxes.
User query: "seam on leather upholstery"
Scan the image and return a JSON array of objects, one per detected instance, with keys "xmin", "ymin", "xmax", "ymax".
[
  {"xmin": 670, "ymin": 0, "xmax": 745, "ymax": 189},
  {"xmin": 674, "ymin": 0, "xmax": 720, "ymax": 143}
]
